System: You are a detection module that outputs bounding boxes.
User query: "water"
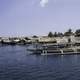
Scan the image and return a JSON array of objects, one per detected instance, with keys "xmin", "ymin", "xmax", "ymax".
[{"xmin": 0, "ymin": 45, "xmax": 80, "ymax": 80}]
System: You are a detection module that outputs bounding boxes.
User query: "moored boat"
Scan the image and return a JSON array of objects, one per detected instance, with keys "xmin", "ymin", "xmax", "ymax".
[{"xmin": 27, "ymin": 43, "xmax": 80, "ymax": 55}]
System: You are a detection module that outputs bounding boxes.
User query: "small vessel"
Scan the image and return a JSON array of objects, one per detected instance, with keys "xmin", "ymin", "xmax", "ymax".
[{"xmin": 27, "ymin": 43, "xmax": 80, "ymax": 55}]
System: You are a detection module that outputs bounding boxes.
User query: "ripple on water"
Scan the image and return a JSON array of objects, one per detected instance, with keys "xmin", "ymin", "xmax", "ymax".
[{"xmin": 0, "ymin": 46, "xmax": 80, "ymax": 80}]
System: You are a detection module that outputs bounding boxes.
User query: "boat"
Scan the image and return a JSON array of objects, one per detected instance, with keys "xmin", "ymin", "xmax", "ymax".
[{"xmin": 27, "ymin": 43, "xmax": 80, "ymax": 55}]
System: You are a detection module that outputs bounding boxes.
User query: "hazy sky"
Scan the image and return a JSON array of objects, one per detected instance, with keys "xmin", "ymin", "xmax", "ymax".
[{"xmin": 0, "ymin": 0, "xmax": 80, "ymax": 36}]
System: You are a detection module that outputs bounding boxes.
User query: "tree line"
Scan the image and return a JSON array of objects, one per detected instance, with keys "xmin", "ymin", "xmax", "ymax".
[{"xmin": 48, "ymin": 29, "xmax": 80, "ymax": 37}]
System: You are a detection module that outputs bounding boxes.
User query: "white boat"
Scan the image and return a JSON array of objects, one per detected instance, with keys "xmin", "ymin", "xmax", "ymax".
[{"xmin": 27, "ymin": 43, "xmax": 80, "ymax": 55}]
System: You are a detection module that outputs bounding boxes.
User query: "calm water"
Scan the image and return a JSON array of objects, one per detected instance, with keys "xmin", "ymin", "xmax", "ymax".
[{"xmin": 0, "ymin": 45, "xmax": 80, "ymax": 80}]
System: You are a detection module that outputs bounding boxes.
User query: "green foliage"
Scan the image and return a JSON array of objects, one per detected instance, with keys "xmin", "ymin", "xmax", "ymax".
[
  {"xmin": 57, "ymin": 32, "xmax": 63, "ymax": 37},
  {"xmin": 64, "ymin": 29, "xmax": 73, "ymax": 36},
  {"xmin": 47, "ymin": 29, "xmax": 80, "ymax": 37},
  {"xmin": 48, "ymin": 32, "xmax": 54, "ymax": 37},
  {"xmin": 32, "ymin": 35, "xmax": 38, "ymax": 38},
  {"xmin": 48, "ymin": 32, "xmax": 63, "ymax": 37},
  {"xmin": 75, "ymin": 29, "xmax": 80, "ymax": 37},
  {"xmin": 53, "ymin": 32, "xmax": 58, "ymax": 37}
]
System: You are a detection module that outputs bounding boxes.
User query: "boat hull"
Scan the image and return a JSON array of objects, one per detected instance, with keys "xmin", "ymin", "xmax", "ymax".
[{"xmin": 27, "ymin": 48, "xmax": 80, "ymax": 55}]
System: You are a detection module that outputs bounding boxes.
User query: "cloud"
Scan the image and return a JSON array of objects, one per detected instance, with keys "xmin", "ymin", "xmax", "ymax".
[{"xmin": 40, "ymin": 0, "xmax": 49, "ymax": 7}]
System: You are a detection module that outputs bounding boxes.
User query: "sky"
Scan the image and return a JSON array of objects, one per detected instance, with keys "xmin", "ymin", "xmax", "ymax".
[{"xmin": 0, "ymin": 0, "xmax": 80, "ymax": 36}]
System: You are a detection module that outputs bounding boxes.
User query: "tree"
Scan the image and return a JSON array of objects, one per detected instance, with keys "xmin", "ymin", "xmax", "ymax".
[
  {"xmin": 53, "ymin": 32, "xmax": 58, "ymax": 37},
  {"xmin": 57, "ymin": 32, "xmax": 63, "ymax": 37},
  {"xmin": 32, "ymin": 35, "xmax": 38, "ymax": 38},
  {"xmin": 75, "ymin": 29, "xmax": 80, "ymax": 37},
  {"xmin": 48, "ymin": 32, "xmax": 54, "ymax": 37},
  {"xmin": 64, "ymin": 29, "xmax": 73, "ymax": 36}
]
